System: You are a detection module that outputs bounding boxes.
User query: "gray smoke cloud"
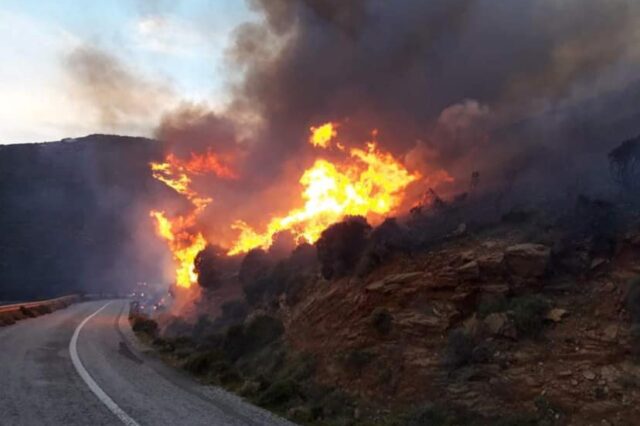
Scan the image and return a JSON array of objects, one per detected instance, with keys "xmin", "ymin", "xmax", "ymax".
[
  {"xmin": 231, "ymin": 0, "xmax": 639, "ymax": 170},
  {"xmin": 65, "ymin": 45, "xmax": 174, "ymax": 132}
]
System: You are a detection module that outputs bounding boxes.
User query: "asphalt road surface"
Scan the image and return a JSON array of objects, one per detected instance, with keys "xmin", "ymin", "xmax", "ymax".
[{"xmin": 0, "ymin": 300, "xmax": 294, "ymax": 426}]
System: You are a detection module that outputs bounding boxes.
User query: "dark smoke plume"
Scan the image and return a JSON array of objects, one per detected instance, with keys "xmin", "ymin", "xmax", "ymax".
[{"xmin": 158, "ymin": 0, "xmax": 640, "ymax": 239}]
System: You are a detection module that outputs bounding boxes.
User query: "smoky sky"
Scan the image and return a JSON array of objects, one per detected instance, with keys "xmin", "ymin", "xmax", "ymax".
[
  {"xmin": 155, "ymin": 0, "xmax": 640, "ymax": 231},
  {"xmin": 223, "ymin": 0, "xmax": 639, "ymax": 179}
]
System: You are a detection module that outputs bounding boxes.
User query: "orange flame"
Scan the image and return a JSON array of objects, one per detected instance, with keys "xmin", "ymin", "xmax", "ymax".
[
  {"xmin": 149, "ymin": 123, "xmax": 450, "ymax": 273},
  {"xmin": 227, "ymin": 130, "xmax": 420, "ymax": 255},
  {"xmin": 309, "ymin": 122, "xmax": 337, "ymax": 148},
  {"xmin": 149, "ymin": 151, "xmax": 235, "ymax": 288},
  {"xmin": 150, "ymin": 210, "xmax": 206, "ymax": 288},
  {"xmin": 150, "ymin": 150, "xmax": 235, "ymax": 213}
]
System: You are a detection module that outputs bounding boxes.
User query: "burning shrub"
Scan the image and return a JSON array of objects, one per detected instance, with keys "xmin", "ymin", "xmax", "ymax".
[
  {"xmin": 194, "ymin": 245, "xmax": 223, "ymax": 290},
  {"xmin": 316, "ymin": 216, "xmax": 372, "ymax": 279}
]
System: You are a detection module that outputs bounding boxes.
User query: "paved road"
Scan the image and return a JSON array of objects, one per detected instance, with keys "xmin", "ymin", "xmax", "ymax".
[{"xmin": 0, "ymin": 300, "xmax": 293, "ymax": 426}]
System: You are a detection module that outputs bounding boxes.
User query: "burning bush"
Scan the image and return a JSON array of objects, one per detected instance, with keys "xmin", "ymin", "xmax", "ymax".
[
  {"xmin": 316, "ymin": 216, "xmax": 372, "ymax": 279},
  {"xmin": 194, "ymin": 245, "xmax": 224, "ymax": 290}
]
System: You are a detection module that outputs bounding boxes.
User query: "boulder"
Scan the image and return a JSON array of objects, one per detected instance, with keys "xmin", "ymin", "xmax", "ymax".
[
  {"xmin": 365, "ymin": 271, "xmax": 423, "ymax": 293},
  {"xmin": 477, "ymin": 252, "xmax": 504, "ymax": 275},
  {"xmin": 457, "ymin": 260, "xmax": 480, "ymax": 281},
  {"xmin": 504, "ymin": 244, "xmax": 550, "ymax": 278},
  {"xmin": 483, "ymin": 313, "xmax": 517, "ymax": 339},
  {"xmin": 602, "ymin": 324, "xmax": 618, "ymax": 342},
  {"xmin": 545, "ymin": 308, "xmax": 569, "ymax": 323}
]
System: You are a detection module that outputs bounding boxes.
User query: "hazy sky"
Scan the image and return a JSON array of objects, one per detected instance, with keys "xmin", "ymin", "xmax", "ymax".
[{"xmin": 0, "ymin": 0, "xmax": 253, "ymax": 144}]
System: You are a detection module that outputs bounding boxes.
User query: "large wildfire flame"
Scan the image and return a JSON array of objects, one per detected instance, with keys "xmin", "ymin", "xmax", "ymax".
[
  {"xmin": 227, "ymin": 133, "xmax": 420, "ymax": 254},
  {"xmin": 149, "ymin": 151, "xmax": 235, "ymax": 288},
  {"xmin": 149, "ymin": 122, "xmax": 437, "ymax": 288}
]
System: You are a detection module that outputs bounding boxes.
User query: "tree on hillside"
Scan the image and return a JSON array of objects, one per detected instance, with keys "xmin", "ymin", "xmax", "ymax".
[
  {"xmin": 316, "ymin": 216, "xmax": 371, "ymax": 280},
  {"xmin": 609, "ymin": 135, "xmax": 640, "ymax": 191}
]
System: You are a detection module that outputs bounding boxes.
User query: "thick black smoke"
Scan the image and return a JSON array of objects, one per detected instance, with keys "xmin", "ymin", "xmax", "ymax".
[
  {"xmin": 150, "ymin": 0, "xmax": 640, "ymax": 251},
  {"xmin": 220, "ymin": 0, "xmax": 640, "ymax": 198}
]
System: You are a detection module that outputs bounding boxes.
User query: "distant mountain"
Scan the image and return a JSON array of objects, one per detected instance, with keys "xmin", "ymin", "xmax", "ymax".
[{"xmin": 0, "ymin": 134, "xmax": 170, "ymax": 300}]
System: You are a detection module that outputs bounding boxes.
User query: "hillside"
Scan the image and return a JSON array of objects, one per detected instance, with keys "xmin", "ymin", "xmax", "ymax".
[
  {"xmin": 130, "ymin": 148, "xmax": 640, "ymax": 424},
  {"xmin": 0, "ymin": 135, "xmax": 168, "ymax": 300}
]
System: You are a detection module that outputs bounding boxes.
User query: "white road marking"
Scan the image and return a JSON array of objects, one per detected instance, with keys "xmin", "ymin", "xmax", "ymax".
[{"xmin": 69, "ymin": 301, "xmax": 141, "ymax": 426}]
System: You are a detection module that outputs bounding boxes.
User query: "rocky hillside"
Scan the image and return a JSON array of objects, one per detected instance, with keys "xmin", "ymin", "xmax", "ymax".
[
  {"xmin": 283, "ymin": 220, "xmax": 640, "ymax": 424},
  {"xmin": 132, "ymin": 136, "xmax": 640, "ymax": 425}
]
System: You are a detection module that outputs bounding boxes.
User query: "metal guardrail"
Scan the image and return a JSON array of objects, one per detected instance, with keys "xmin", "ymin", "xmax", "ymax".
[{"xmin": 0, "ymin": 295, "xmax": 80, "ymax": 314}]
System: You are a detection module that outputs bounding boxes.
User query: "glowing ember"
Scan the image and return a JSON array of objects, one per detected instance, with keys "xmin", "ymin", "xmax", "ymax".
[
  {"xmin": 227, "ymin": 137, "xmax": 420, "ymax": 255},
  {"xmin": 309, "ymin": 122, "xmax": 337, "ymax": 148}
]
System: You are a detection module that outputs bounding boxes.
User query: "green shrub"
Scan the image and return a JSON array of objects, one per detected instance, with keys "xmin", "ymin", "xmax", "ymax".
[
  {"xmin": 20, "ymin": 306, "xmax": 36, "ymax": 318},
  {"xmin": 509, "ymin": 295, "xmax": 549, "ymax": 337},
  {"xmin": 626, "ymin": 277, "xmax": 640, "ymax": 323},
  {"xmin": 258, "ymin": 379, "xmax": 299, "ymax": 409},
  {"xmin": 370, "ymin": 307, "xmax": 393, "ymax": 335},
  {"xmin": 131, "ymin": 316, "xmax": 158, "ymax": 337},
  {"xmin": 342, "ymin": 349, "xmax": 375, "ymax": 375},
  {"xmin": 405, "ymin": 403, "xmax": 459, "ymax": 426},
  {"xmin": 223, "ymin": 315, "xmax": 284, "ymax": 361},
  {"xmin": 245, "ymin": 315, "xmax": 284, "ymax": 346},
  {"xmin": 280, "ymin": 353, "xmax": 316, "ymax": 382},
  {"xmin": 182, "ymin": 350, "xmax": 227, "ymax": 376},
  {"xmin": 476, "ymin": 294, "xmax": 509, "ymax": 319},
  {"xmin": 443, "ymin": 328, "xmax": 475, "ymax": 369}
]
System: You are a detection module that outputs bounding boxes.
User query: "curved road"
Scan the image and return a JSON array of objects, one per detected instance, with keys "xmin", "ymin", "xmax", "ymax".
[{"xmin": 0, "ymin": 300, "xmax": 293, "ymax": 426}]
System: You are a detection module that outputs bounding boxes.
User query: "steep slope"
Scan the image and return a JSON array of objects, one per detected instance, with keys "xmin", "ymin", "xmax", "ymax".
[{"xmin": 0, "ymin": 135, "xmax": 168, "ymax": 299}]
